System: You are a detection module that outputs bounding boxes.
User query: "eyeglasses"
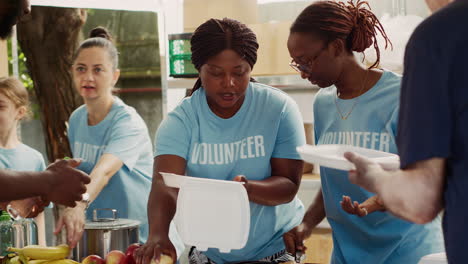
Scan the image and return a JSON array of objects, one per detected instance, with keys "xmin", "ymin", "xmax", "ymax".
[
  {"xmin": 289, "ymin": 45, "xmax": 327, "ymax": 74},
  {"xmin": 289, "ymin": 60, "xmax": 312, "ymax": 74}
]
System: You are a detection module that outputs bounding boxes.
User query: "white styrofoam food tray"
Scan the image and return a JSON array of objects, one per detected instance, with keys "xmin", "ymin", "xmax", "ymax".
[
  {"xmin": 297, "ymin": 144, "xmax": 400, "ymax": 171},
  {"xmin": 418, "ymin": 252, "xmax": 447, "ymax": 264},
  {"xmin": 160, "ymin": 172, "xmax": 250, "ymax": 253}
]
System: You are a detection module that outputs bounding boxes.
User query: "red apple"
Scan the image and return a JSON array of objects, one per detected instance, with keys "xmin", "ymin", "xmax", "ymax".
[
  {"xmin": 106, "ymin": 250, "xmax": 126, "ymax": 264},
  {"xmin": 82, "ymin": 255, "xmax": 105, "ymax": 264},
  {"xmin": 125, "ymin": 244, "xmax": 141, "ymax": 264}
]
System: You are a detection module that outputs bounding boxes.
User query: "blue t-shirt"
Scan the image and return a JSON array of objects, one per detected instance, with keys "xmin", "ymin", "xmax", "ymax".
[
  {"xmin": 314, "ymin": 71, "xmax": 444, "ymax": 264},
  {"xmin": 0, "ymin": 143, "xmax": 45, "ymax": 172},
  {"xmin": 68, "ymin": 97, "xmax": 184, "ymax": 256},
  {"xmin": 155, "ymin": 82, "xmax": 306, "ymax": 263},
  {"xmin": 397, "ymin": 1, "xmax": 468, "ymax": 262}
]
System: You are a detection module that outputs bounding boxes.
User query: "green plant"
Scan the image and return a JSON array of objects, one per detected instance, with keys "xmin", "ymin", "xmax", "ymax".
[{"xmin": 7, "ymin": 39, "xmax": 39, "ymax": 119}]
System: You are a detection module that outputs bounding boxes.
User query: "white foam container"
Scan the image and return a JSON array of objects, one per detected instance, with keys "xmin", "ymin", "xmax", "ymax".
[
  {"xmin": 297, "ymin": 144, "xmax": 400, "ymax": 171},
  {"xmin": 160, "ymin": 172, "xmax": 250, "ymax": 253},
  {"xmin": 418, "ymin": 252, "xmax": 447, "ymax": 264}
]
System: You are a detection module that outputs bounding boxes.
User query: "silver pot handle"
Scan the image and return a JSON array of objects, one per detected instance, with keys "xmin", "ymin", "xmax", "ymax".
[{"xmin": 92, "ymin": 208, "xmax": 118, "ymax": 222}]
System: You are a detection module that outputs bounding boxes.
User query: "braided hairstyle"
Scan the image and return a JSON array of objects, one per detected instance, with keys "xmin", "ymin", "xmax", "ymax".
[
  {"xmin": 290, "ymin": 0, "xmax": 391, "ymax": 68},
  {"xmin": 190, "ymin": 18, "xmax": 259, "ymax": 95},
  {"xmin": 73, "ymin": 26, "xmax": 119, "ymax": 70}
]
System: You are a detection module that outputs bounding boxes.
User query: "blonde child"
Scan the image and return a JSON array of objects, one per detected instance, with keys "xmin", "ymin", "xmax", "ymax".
[{"xmin": 0, "ymin": 76, "xmax": 47, "ymax": 246}]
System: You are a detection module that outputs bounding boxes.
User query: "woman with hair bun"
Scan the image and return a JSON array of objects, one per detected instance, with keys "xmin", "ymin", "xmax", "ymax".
[
  {"xmin": 283, "ymin": 1, "xmax": 444, "ymax": 263},
  {"xmin": 55, "ymin": 27, "xmax": 184, "ymax": 259},
  {"xmin": 135, "ymin": 18, "xmax": 306, "ymax": 264}
]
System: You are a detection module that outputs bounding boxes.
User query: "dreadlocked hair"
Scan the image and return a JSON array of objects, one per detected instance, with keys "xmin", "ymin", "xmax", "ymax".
[
  {"xmin": 190, "ymin": 18, "xmax": 259, "ymax": 95},
  {"xmin": 290, "ymin": 0, "xmax": 392, "ymax": 69}
]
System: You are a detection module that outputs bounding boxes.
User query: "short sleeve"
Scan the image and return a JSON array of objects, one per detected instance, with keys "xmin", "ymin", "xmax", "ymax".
[
  {"xmin": 154, "ymin": 111, "xmax": 191, "ymax": 160},
  {"xmin": 36, "ymin": 156, "xmax": 46, "ymax": 171},
  {"xmin": 272, "ymin": 97, "xmax": 306, "ymax": 159},
  {"xmin": 104, "ymin": 114, "xmax": 150, "ymax": 171},
  {"xmin": 397, "ymin": 27, "xmax": 452, "ymax": 168}
]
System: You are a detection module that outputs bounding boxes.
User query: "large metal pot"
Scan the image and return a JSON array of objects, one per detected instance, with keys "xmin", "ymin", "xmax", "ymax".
[{"xmin": 72, "ymin": 208, "xmax": 140, "ymax": 262}]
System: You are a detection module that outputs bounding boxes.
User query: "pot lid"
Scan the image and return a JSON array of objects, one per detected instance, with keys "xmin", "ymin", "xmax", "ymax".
[{"xmin": 84, "ymin": 208, "xmax": 140, "ymax": 230}]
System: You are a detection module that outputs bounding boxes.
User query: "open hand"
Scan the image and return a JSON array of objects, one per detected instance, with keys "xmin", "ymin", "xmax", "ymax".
[
  {"xmin": 340, "ymin": 195, "xmax": 385, "ymax": 217},
  {"xmin": 54, "ymin": 204, "xmax": 86, "ymax": 248}
]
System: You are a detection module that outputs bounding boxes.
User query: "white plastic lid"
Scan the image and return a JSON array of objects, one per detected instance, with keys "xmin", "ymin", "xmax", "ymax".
[
  {"xmin": 297, "ymin": 144, "xmax": 400, "ymax": 171},
  {"xmin": 161, "ymin": 172, "xmax": 250, "ymax": 253}
]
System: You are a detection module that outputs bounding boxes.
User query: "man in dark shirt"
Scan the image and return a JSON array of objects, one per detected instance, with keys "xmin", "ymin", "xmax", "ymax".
[
  {"xmin": 345, "ymin": 0, "xmax": 468, "ymax": 262},
  {"xmin": 0, "ymin": 1, "xmax": 91, "ymax": 209},
  {"xmin": 0, "ymin": 0, "xmax": 30, "ymax": 39}
]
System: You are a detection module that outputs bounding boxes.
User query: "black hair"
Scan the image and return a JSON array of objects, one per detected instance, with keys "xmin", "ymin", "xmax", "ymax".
[
  {"xmin": 291, "ymin": 0, "xmax": 392, "ymax": 68},
  {"xmin": 190, "ymin": 18, "xmax": 259, "ymax": 95}
]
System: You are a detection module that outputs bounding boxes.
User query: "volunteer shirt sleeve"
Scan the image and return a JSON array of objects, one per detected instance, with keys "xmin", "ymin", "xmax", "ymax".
[
  {"xmin": 104, "ymin": 113, "xmax": 149, "ymax": 171},
  {"xmin": 154, "ymin": 110, "xmax": 191, "ymax": 160},
  {"xmin": 397, "ymin": 24, "xmax": 452, "ymax": 168},
  {"xmin": 272, "ymin": 96, "xmax": 306, "ymax": 159}
]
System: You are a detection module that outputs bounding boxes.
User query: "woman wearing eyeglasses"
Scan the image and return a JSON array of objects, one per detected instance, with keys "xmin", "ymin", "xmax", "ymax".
[{"xmin": 283, "ymin": 1, "xmax": 444, "ymax": 264}]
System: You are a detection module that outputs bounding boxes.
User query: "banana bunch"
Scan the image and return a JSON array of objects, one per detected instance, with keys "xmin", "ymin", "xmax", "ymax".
[{"xmin": 2, "ymin": 245, "xmax": 78, "ymax": 264}]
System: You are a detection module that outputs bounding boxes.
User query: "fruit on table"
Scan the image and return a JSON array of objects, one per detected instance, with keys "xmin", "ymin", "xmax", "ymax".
[
  {"xmin": 28, "ymin": 260, "xmax": 50, "ymax": 264},
  {"xmin": 6, "ymin": 256, "xmax": 20, "ymax": 264},
  {"xmin": 149, "ymin": 255, "xmax": 173, "ymax": 264},
  {"xmin": 81, "ymin": 255, "xmax": 104, "ymax": 264},
  {"xmin": 124, "ymin": 244, "xmax": 141, "ymax": 264},
  {"xmin": 105, "ymin": 251, "xmax": 125, "ymax": 264},
  {"xmin": 7, "ymin": 245, "xmax": 70, "ymax": 260},
  {"xmin": 43, "ymin": 260, "xmax": 80, "ymax": 264}
]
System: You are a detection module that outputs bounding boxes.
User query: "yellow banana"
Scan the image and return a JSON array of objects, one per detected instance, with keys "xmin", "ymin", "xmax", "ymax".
[
  {"xmin": 43, "ymin": 259, "xmax": 79, "ymax": 264},
  {"xmin": 7, "ymin": 245, "xmax": 70, "ymax": 260},
  {"xmin": 9, "ymin": 256, "xmax": 21, "ymax": 264},
  {"xmin": 28, "ymin": 260, "xmax": 50, "ymax": 264}
]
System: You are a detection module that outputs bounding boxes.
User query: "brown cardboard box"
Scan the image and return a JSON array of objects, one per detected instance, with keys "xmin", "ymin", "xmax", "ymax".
[{"xmin": 183, "ymin": 0, "xmax": 258, "ymax": 32}]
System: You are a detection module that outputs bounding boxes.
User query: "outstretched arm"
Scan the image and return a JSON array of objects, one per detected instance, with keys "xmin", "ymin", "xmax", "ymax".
[{"xmin": 345, "ymin": 152, "xmax": 445, "ymax": 224}]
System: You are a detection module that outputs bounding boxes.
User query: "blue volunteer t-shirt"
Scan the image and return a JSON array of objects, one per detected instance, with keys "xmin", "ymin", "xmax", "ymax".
[
  {"xmin": 155, "ymin": 82, "xmax": 306, "ymax": 263},
  {"xmin": 68, "ymin": 97, "xmax": 184, "ymax": 257},
  {"xmin": 0, "ymin": 143, "xmax": 45, "ymax": 172},
  {"xmin": 314, "ymin": 70, "xmax": 444, "ymax": 264},
  {"xmin": 397, "ymin": 1, "xmax": 468, "ymax": 263}
]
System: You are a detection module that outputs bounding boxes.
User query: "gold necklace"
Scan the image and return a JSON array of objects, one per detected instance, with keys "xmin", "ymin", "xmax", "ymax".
[{"xmin": 334, "ymin": 70, "xmax": 369, "ymax": 120}]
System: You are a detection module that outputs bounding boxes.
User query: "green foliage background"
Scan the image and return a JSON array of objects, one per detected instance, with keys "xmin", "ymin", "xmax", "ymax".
[{"xmin": 7, "ymin": 39, "xmax": 40, "ymax": 119}]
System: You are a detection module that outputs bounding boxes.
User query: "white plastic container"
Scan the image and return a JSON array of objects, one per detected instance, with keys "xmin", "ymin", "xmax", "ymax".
[
  {"xmin": 297, "ymin": 144, "xmax": 400, "ymax": 171},
  {"xmin": 418, "ymin": 252, "xmax": 447, "ymax": 264},
  {"xmin": 160, "ymin": 172, "xmax": 250, "ymax": 253}
]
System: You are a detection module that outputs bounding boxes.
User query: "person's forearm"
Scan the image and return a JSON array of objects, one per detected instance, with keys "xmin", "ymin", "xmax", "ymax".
[
  {"xmin": 246, "ymin": 176, "xmax": 300, "ymax": 206},
  {"xmin": 0, "ymin": 170, "xmax": 51, "ymax": 201},
  {"xmin": 86, "ymin": 167, "xmax": 114, "ymax": 203},
  {"xmin": 148, "ymin": 177, "xmax": 178, "ymax": 238},
  {"xmin": 376, "ymin": 161, "xmax": 444, "ymax": 224},
  {"xmin": 302, "ymin": 189, "xmax": 326, "ymax": 228}
]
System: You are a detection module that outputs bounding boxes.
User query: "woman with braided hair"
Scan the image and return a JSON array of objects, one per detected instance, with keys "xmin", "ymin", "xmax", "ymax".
[
  {"xmin": 135, "ymin": 18, "xmax": 306, "ymax": 264},
  {"xmin": 283, "ymin": 1, "xmax": 444, "ymax": 263}
]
